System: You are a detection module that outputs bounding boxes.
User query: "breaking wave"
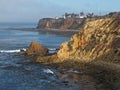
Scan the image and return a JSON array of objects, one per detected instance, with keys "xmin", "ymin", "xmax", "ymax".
[
  {"xmin": 0, "ymin": 48, "xmax": 26, "ymax": 53},
  {"xmin": 48, "ymin": 48, "xmax": 59, "ymax": 53}
]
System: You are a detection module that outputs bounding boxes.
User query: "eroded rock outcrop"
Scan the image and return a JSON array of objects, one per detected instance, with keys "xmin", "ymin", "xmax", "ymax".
[
  {"xmin": 57, "ymin": 16, "xmax": 120, "ymax": 62},
  {"xmin": 25, "ymin": 42, "xmax": 48, "ymax": 56}
]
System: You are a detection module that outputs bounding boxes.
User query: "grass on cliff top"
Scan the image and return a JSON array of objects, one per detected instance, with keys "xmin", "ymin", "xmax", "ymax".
[{"xmin": 47, "ymin": 59, "xmax": 120, "ymax": 90}]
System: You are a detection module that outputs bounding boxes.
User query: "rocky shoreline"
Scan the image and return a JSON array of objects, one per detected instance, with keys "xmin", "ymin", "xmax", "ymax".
[
  {"xmin": 25, "ymin": 12, "xmax": 120, "ymax": 90},
  {"xmin": 35, "ymin": 28, "xmax": 79, "ymax": 37}
]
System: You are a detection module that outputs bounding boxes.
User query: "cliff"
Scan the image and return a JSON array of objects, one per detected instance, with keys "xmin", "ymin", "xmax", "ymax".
[
  {"xmin": 34, "ymin": 13, "xmax": 120, "ymax": 89},
  {"xmin": 57, "ymin": 15, "xmax": 120, "ymax": 62},
  {"xmin": 37, "ymin": 18, "xmax": 85, "ymax": 30},
  {"xmin": 29, "ymin": 13, "xmax": 120, "ymax": 89}
]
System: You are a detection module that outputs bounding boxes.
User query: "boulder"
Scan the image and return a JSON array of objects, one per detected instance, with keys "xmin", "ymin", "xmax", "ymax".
[
  {"xmin": 36, "ymin": 54, "xmax": 58, "ymax": 64},
  {"xmin": 25, "ymin": 42, "xmax": 48, "ymax": 56}
]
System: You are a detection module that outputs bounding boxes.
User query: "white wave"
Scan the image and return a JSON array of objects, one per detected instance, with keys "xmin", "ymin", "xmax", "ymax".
[
  {"xmin": 66, "ymin": 69, "xmax": 82, "ymax": 74},
  {"xmin": 43, "ymin": 69, "xmax": 54, "ymax": 74},
  {"xmin": 0, "ymin": 48, "xmax": 26, "ymax": 53},
  {"xmin": 20, "ymin": 48, "xmax": 26, "ymax": 52},
  {"xmin": 48, "ymin": 48, "xmax": 57, "ymax": 51},
  {"xmin": 48, "ymin": 48, "xmax": 59, "ymax": 53}
]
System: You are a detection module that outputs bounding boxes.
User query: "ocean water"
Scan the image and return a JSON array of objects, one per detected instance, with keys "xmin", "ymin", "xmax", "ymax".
[
  {"xmin": 0, "ymin": 23, "xmax": 81, "ymax": 90},
  {"xmin": 0, "ymin": 22, "xmax": 36, "ymax": 28},
  {"xmin": 0, "ymin": 29, "xmax": 69, "ymax": 50}
]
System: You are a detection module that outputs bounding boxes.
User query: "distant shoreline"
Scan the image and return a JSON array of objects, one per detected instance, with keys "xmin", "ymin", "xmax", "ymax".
[
  {"xmin": 36, "ymin": 28, "xmax": 79, "ymax": 32},
  {"xmin": 36, "ymin": 28, "xmax": 79, "ymax": 37},
  {"xmin": 0, "ymin": 27, "xmax": 79, "ymax": 37},
  {"xmin": 0, "ymin": 27, "xmax": 79, "ymax": 32}
]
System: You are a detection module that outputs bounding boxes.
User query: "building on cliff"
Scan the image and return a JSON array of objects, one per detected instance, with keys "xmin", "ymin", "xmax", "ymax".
[
  {"xmin": 79, "ymin": 12, "xmax": 85, "ymax": 18},
  {"xmin": 63, "ymin": 12, "xmax": 85, "ymax": 19}
]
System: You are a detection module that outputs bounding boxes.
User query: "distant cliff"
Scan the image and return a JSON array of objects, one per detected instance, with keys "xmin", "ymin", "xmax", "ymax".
[
  {"xmin": 37, "ymin": 18, "xmax": 85, "ymax": 30},
  {"xmin": 37, "ymin": 12, "xmax": 120, "ymax": 31}
]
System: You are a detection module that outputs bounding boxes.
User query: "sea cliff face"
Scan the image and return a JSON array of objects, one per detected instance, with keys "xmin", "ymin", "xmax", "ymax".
[
  {"xmin": 57, "ymin": 16, "xmax": 120, "ymax": 62},
  {"xmin": 37, "ymin": 18, "xmax": 85, "ymax": 30},
  {"xmin": 37, "ymin": 12, "xmax": 120, "ymax": 31}
]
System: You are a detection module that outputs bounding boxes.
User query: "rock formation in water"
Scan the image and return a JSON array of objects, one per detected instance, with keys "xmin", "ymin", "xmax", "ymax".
[
  {"xmin": 25, "ymin": 42, "xmax": 48, "ymax": 56},
  {"xmin": 37, "ymin": 18, "xmax": 85, "ymax": 30},
  {"xmin": 57, "ymin": 14, "xmax": 120, "ymax": 62}
]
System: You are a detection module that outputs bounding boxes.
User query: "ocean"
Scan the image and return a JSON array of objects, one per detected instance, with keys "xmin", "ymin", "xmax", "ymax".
[{"xmin": 0, "ymin": 23, "xmax": 81, "ymax": 90}]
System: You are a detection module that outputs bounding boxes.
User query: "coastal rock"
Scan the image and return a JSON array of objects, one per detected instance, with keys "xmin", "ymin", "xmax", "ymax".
[
  {"xmin": 36, "ymin": 54, "xmax": 58, "ymax": 64},
  {"xmin": 25, "ymin": 42, "xmax": 48, "ymax": 56},
  {"xmin": 57, "ymin": 16, "xmax": 120, "ymax": 62}
]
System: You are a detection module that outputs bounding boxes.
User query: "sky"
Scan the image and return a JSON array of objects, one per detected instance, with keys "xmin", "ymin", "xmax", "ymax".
[{"xmin": 0, "ymin": 0, "xmax": 120, "ymax": 23}]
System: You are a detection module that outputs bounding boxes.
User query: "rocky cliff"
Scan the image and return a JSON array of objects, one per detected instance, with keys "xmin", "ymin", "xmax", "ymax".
[
  {"xmin": 57, "ymin": 15, "xmax": 120, "ymax": 62},
  {"xmin": 37, "ymin": 18, "xmax": 85, "ymax": 30},
  {"xmin": 34, "ymin": 13, "xmax": 120, "ymax": 89},
  {"xmin": 37, "ymin": 12, "xmax": 120, "ymax": 31}
]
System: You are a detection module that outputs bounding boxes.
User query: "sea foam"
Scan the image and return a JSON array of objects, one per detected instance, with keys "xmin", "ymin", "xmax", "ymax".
[{"xmin": 0, "ymin": 48, "xmax": 26, "ymax": 53}]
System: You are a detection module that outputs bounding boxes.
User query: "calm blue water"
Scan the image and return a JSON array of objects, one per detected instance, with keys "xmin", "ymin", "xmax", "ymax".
[
  {"xmin": 0, "ymin": 25, "xmax": 81, "ymax": 90},
  {"xmin": 0, "ymin": 22, "xmax": 36, "ymax": 28},
  {"xmin": 0, "ymin": 29, "xmax": 69, "ymax": 50}
]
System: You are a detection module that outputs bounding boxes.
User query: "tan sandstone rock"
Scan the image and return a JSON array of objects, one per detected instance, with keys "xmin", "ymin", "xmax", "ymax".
[
  {"xmin": 25, "ymin": 42, "xmax": 48, "ymax": 56},
  {"xmin": 57, "ymin": 16, "xmax": 120, "ymax": 62}
]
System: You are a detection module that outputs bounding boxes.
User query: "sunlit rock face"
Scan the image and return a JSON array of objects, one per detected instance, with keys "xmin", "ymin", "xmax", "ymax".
[
  {"xmin": 37, "ymin": 18, "xmax": 85, "ymax": 30},
  {"xmin": 57, "ymin": 16, "xmax": 120, "ymax": 62},
  {"xmin": 25, "ymin": 42, "xmax": 48, "ymax": 56}
]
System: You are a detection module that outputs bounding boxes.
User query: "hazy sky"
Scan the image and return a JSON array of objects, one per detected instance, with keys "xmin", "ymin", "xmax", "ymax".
[{"xmin": 0, "ymin": 0, "xmax": 120, "ymax": 23}]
